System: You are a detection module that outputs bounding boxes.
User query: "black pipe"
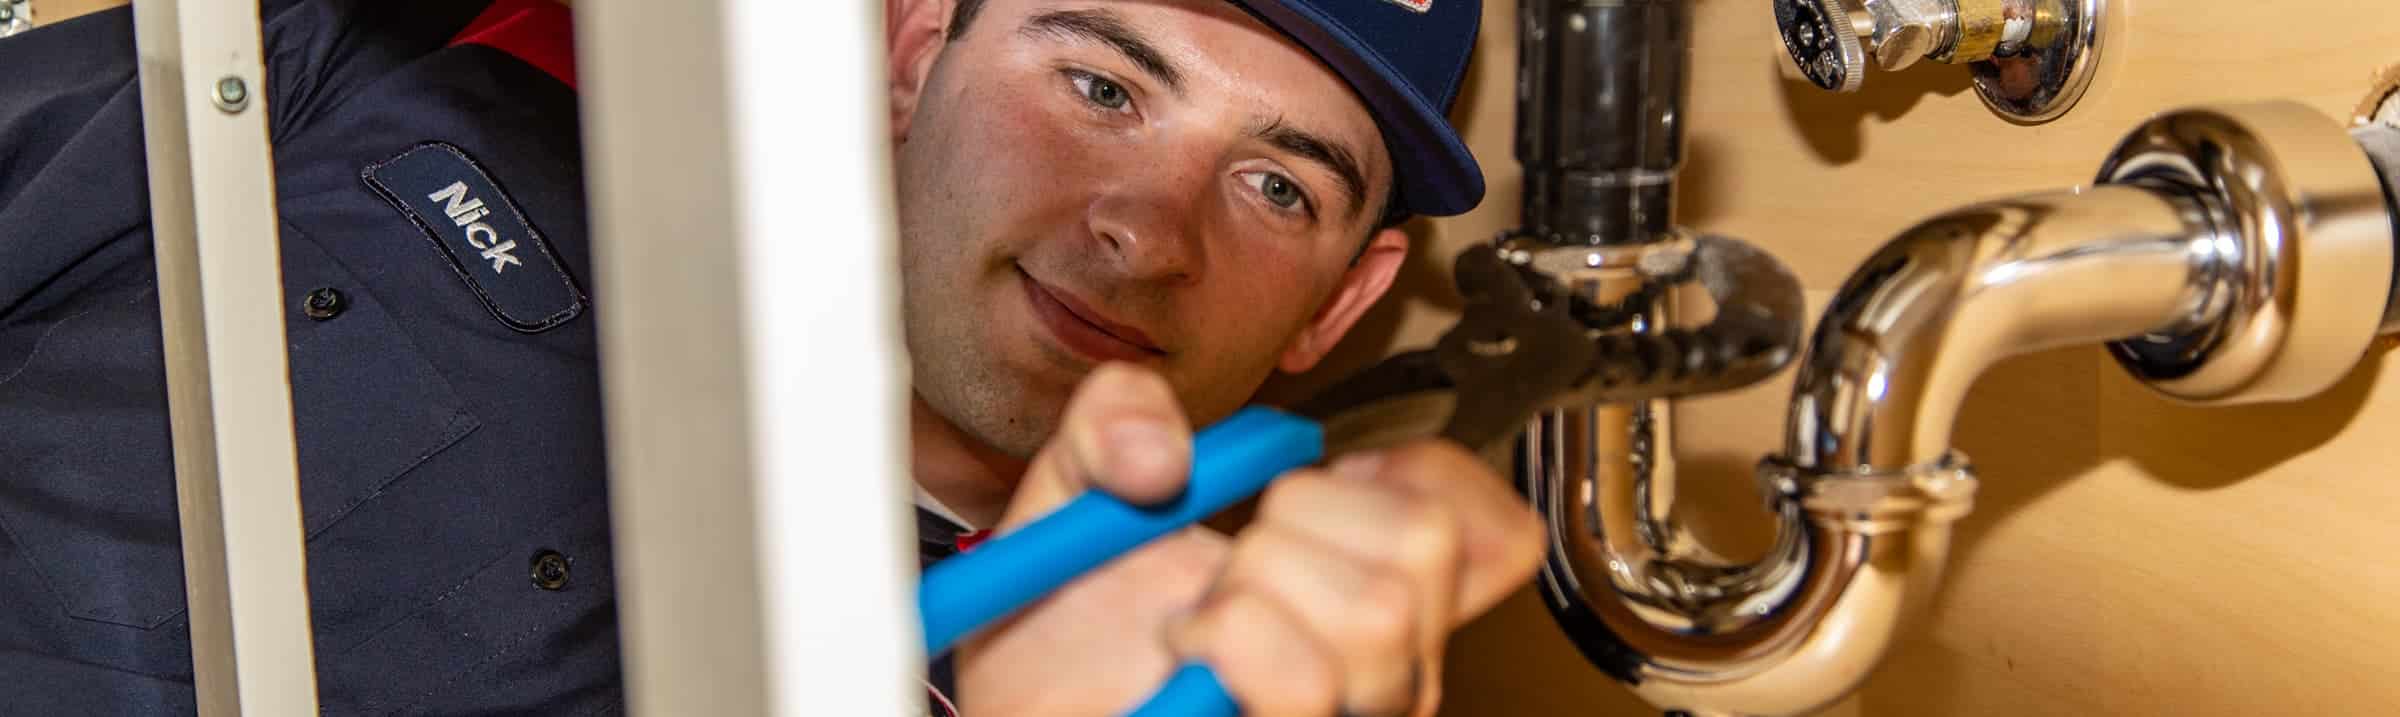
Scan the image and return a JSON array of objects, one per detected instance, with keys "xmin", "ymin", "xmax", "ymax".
[{"xmin": 1517, "ymin": 0, "xmax": 1692, "ymax": 246}]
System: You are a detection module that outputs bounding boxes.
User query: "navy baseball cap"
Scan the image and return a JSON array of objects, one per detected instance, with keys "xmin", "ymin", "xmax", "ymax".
[{"xmin": 1232, "ymin": 0, "xmax": 1486, "ymax": 218}]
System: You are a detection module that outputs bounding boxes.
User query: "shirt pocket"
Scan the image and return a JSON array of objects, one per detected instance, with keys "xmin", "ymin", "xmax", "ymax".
[
  {"xmin": 318, "ymin": 493, "xmax": 622, "ymax": 716},
  {"xmin": 0, "ymin": 226, "xmax": 478, "ymax": 629}
]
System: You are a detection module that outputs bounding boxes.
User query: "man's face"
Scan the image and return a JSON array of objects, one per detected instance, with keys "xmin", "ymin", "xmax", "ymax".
[{"xmin": 892, "ymin": 0, "xmax": 1399, "ymax": 457}]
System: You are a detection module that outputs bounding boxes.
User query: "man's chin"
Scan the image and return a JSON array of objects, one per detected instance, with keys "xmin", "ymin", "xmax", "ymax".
[
  {"xmin": 920, "ymin": 315, "xmax": 1176, "ymax": 459},
  {"xmin": 919, "ymin": 366, "xmax": 1070, "ymax": 461},
  {"xmin": 965, "ymin": 402, "xmax": 1061, "ymax": 462}
]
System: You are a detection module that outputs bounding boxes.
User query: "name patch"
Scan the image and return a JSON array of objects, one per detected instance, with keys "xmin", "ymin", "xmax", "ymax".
[{"xmin": 364, "ymin": 142, "xmax": 585, "ymax": 332}]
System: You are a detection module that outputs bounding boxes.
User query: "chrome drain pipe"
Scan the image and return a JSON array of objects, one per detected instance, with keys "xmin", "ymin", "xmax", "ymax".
[{"xmin": 1509, "ymin": 18, "xmax": 2400, "ymax": 708}]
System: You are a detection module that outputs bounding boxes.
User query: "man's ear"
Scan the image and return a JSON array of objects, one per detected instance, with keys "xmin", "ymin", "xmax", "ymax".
[
  {"xmin": 887, "ymin": 0, "xmax": 953, "ymax": 141},
  {"xmin": 1278, "ymin": 227, "xmax": 1410, "ymax": 374}
]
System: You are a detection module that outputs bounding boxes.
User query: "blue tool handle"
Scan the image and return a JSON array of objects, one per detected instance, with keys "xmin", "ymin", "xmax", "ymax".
[
  {"xmin": 1124, "ymin": 663, "xmax": 1240, "ymax": 717},
  {"xmin": 918, "ymin": 406, "xmax": 1325, "ymax": 656}
]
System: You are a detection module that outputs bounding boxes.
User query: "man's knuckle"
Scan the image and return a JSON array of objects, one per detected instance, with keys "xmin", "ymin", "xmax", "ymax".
[
  {"xmin": 1073, "ymin": 364, "xmax": 1162, "ymax": 413},
  {"xmin": 1256, "ymin": 654, "xmax": 1343, "ymax": 717},
  {"xmin": 1390, "ymin": 500, "xmax": 1463, "ymax": 572},
  {"xmin": 1340, "ymin": 572, "xmax": 1419, "ymax": 650},
  {"xmin": 1217, "ymin": 535, "xmax": 1290, "ymax": 590},
  {"xmin": 1202, "ymin": 592, "xmax": 1342, "ymax": 714},
  {"xmin": 1096, "ymin": 362, "xmax": 1173, "ymax": 400},
  {"xmin": 1086, "ymin": 361, "xmax": 1143, "ymax": 384},
  {"xmin": 1255, "ymin": 470, "xmax": 1333, "ymax": 518},
  {"xmin": 1211, "ymin": 588, "xmax": 1287, "ymax": 633}
]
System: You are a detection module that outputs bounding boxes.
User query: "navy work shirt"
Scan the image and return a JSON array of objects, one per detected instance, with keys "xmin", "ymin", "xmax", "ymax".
[{"xmin": 0, "ymin": 1, "xmax": 621, "ymax": 713}]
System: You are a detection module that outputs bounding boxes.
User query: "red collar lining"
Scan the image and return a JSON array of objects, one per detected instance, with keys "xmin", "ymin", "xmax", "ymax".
[{"xmin": 448, "ymin": 0, "xmax": 579, "ymax": 90}]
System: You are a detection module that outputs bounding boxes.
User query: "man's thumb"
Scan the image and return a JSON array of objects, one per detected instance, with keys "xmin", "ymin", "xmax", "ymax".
[{"xmin": 994, "ymin": 363, "xmax": 1194, "ymax": 532}]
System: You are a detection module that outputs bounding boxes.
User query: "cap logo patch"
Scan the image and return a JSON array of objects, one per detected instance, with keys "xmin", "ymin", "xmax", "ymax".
[{"xmin": 1381, "ymin": 0, "xmax": 1432, "ymax": 12}]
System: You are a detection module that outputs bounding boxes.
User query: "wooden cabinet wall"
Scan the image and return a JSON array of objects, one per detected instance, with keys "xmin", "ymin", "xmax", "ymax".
[{"xmin": 29, "ymin": 0, "xmax": 125, "ymax": 24}]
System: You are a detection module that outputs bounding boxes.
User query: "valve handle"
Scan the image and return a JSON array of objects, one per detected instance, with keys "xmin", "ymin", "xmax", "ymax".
[{"xmin": 1774, "ymin": 0, "xmax": 1865, "ymax": 92}]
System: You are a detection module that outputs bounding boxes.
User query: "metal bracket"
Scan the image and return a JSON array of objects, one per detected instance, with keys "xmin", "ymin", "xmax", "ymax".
[
  {"xmin": 0, "ymin": 0, "xmax": 32, "ymax": 37},
  {"xmin": 130, "ymin": 0, "xmax": 321, "ymax": 713}
]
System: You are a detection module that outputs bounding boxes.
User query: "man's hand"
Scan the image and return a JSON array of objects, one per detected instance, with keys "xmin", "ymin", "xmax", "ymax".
[{"xmin": 953, "ymin": 364, "xmax": 1545, "ymax": 716}]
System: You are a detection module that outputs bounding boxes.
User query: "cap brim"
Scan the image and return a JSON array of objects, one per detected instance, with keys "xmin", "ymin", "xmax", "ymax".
[{"xmin": 1235, "ymin": 0, "xmax": 1486, "ymax": 218}]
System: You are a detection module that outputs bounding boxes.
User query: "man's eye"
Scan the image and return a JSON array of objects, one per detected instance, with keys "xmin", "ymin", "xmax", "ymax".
[
  {"xmin": 1067, "ymin": 71, "xmax": 1132, "ymax": 111},
  {"xmin": 1243, "ymin": 172, "xmax": 1311, "ymax": 212}
]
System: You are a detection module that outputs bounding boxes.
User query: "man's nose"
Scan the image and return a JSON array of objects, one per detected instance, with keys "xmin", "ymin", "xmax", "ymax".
[{"xmin": 1085, "ymin": 162, "xmax": 1209, "ymax": 284}]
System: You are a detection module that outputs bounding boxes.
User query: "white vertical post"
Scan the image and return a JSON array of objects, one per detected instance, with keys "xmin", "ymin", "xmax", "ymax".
[
  {"xmin": 131, "ymin": 0, "xmax": 322, "ymax": 714},
  {"xmin": 579, "ymin": 0, "xmax": 923, "ymax": 714}
]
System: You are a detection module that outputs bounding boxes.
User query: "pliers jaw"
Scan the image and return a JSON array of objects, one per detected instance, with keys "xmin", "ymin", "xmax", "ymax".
[{"xmin": 1291, "ymin": 244, "xmax": 1610, "ymax": 455}]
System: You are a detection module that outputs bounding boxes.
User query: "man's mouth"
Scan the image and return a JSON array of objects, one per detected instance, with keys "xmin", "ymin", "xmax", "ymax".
[{"xmin": 1016, "ymin": 265, "xmax": 1164, "ymax": 363}]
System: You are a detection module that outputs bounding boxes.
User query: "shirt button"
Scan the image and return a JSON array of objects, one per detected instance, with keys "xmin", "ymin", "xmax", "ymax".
[
  {"xmin": 302, "ymin": 287, "xmax": 346, "ymax": 320},
  {"xmin": 529, "ymin": 550, "xmax": 571, "ymax": 591}
]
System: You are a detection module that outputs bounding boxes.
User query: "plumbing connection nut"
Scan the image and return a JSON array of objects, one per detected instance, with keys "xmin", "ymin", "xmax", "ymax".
[
  {"xmin": 2100, "ymin": 102, "xmax": 2397, "ymax": 404},
  {"xmin": 1940, "ymin": 0, "xmax": 2005, "ymax": 63},
  {"xmin": 1759, "ymin": 453, "xmax": 1978, "ymax": 532}
]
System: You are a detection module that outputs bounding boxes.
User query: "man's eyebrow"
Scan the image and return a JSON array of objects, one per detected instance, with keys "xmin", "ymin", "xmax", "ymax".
[
  {"xmin": 1018, "ymin": 9, "xmax": 1185, "ymax": 95},
  {"xmin": 1255, "ymin": 118, "xmax": 1371, "ymax": 219}
]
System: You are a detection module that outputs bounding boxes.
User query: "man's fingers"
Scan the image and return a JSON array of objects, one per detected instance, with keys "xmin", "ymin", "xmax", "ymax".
[
  {"xmin": 996, "ymin": 363, "xmax": 1192, "ymax": 531},
  {"xmin": 1204, "ymin": 445, "xmax": 1537, "ymax": 717},
  {"xmin": 1210, "ymin": 517, "xmax": 1427, "ymax": 715},
  {"xmin": 1278, "ymin": 441, "xmax": 1544, "ymax": 625},
  {"xmin": 1163, "ymin": 589, "xmax": 1343, "ymax": 717},
  {"xmin": 1249, "ymin": 463, "xmax": 1456, "ymax": 700},
  {"xmin": 1372, "ymin": 441, "xmax": 1555, "ymax": 618},
  {"xmin": 1361, "ymin": 441, "xmax": 1546, "ymax": 619}
]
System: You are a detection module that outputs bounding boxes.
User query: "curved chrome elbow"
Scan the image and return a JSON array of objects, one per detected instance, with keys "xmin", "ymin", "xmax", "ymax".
[
  {"xmin": 1523, "ymin": 103, "xmax": 2396, "ymax": 716},
  {"xmin": 1784, "ymin": 184, "xmax": 2225, "ymax": 470},
  {"xmin": 1530, "ymin": 185, "xmax": 2217, "ymax": 714}
]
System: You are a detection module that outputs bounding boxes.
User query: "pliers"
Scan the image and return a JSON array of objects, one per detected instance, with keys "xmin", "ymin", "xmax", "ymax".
[{"xmin": 917, "ymin": 244, "xmax": 1610, "ymax": 716}]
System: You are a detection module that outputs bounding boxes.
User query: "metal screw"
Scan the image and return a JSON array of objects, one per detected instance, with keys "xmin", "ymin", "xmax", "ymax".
[
  {"xmin": 302, "ymin": 287, "xmax": 345, "ymax": 321},
  {"xmin": 212, "ymin": 75, "xmax": 249, "ymax": 114},
  {"xmin": 530, "ymin": 550, "xmax": 571, "ymax": 591}
]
